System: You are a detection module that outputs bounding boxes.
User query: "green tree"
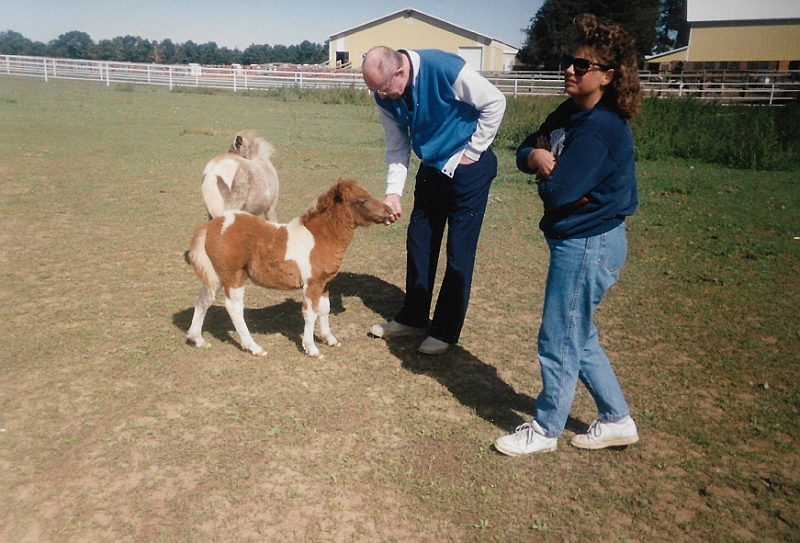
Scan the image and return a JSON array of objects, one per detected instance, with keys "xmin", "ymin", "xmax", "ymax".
[
  {"xmin": 178, "ymin": 40, "xmax": 201, "ymax": 64},
  {"xmin": 47, "ymin": 30, "xmax": 95, "ymax": 59},
  {"xmin": 517, "ymin": 0, "xmax": 660, "ymax": 69},
  {"xmin": 118, "ymin": 35, "xmax": 152, "ymax": 63},
  {"xmin": 290, "ymin": 40, "xmax": 327, "ymax": 64},
  {"xmin": 96, "ymin": 38, "xmax": 122, "ymax": 61},
  {"xmin": 149, "ymin": 39, "xmax": 178, "ymax": 64},
  {"xmin": 242, "ymin": 43, "xmax": 273, "ymax": 65},
  {"xmin": 655, "ymin": 0, "xmax": 689, "ymax": 53},
  {"xmin": 0, "ymin": 30, "xmax": 42, "ymax": 55}
]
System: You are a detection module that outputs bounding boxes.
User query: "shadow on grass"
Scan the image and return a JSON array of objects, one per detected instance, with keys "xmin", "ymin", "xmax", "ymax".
[
  {"xmin": 332, "ymin": 274, "xmax": 547, "ymax": 433},
  {"xmin": 172, "ymin": 271, "xmax": 403, "ymax": 353},
  {"xmin": 173, "ymin": 271, "xmax": 583, "ymax": 434}
]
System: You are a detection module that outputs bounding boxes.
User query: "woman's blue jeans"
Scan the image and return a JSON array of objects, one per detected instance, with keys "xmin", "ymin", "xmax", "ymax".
[{"xmin": 535, "ymin": 222, "xmax": 631, "ymax": 437}]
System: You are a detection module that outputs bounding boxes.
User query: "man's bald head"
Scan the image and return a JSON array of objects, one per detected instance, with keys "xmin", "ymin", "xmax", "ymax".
[{"xmin": 362, "ymin": 46, "xmax": 403, "ymax": 89}]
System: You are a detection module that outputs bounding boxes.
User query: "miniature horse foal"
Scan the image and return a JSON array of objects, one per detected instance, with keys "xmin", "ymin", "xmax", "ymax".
[{"xmin": 186, "ymin": 178, "xmax": 391, "ymax": 357}]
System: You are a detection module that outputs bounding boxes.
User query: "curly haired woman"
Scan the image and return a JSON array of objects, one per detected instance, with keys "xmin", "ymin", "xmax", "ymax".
[{"xmin": 495, "ymin": 14, "xmax": 642, "ymax": 456}]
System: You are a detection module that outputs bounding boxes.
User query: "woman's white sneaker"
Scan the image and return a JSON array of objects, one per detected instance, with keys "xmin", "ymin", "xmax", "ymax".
[
  {"xmin": 494, "ymin": 420, "xmax": 557, "ymax": 456},
  {"xmin": 570, "ymin": 416, "xmax": 639, "ymax": 450}
]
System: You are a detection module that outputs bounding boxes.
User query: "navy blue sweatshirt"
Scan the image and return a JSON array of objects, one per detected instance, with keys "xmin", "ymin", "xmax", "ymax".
[{"xmin": 516, "ymin": 99, "xmax": 638, "ymax": 239}]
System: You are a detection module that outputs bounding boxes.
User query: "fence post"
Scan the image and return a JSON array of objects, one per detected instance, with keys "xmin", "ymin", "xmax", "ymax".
[
  {"xmin": 169, "ymin": 66, "xmax": 173, "ymax": 90},
  {"xmin": 233, "ymin": 68, "xmax": 237, "ymax": 93},
  {"xmin": 106, "ymin": 63, "xmax": 110, "ymax": 86},
  {"xmin": 43, "ymin": 58, "xmax": 48, "ymax": 82}
]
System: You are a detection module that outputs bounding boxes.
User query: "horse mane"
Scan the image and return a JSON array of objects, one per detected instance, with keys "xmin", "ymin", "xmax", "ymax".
[{"xmin": 300, "ymin": 179, "xmax": 356, "ymax": 230}]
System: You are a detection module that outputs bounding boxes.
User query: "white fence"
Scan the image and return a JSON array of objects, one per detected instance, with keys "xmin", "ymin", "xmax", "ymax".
[
  {"xmin": 0, "ymin": 55, "xmax": 364, "ymax": 92},
  {"xmin": 2, "ymin": 54, "xmax": 798, "ymax": 105}
]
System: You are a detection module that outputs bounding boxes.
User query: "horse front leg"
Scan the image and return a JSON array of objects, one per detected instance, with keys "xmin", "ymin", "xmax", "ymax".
[
  {"xmin": 187, "ymin": 284, "xmax": 220, "ymax": 348},
  {"xmin": 301, "ymin": 285, "xmax": 322, "ymax": 358},
  {"xmin": 317, "ymin": 289, "xmax": 340, "ymax": 348},
  {"xmin": 224, "ymin": 286, "xmax": 266, "ymax": 356}
]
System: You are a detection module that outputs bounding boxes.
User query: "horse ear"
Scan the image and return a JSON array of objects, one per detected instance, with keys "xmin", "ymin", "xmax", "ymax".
[
  {"xmin": 330, "ymin": 179, "xmax": 346, "ymax": 202},
  {"xmin": 235, "ymin": 135, "xmax": 244, "ymax": 150}
]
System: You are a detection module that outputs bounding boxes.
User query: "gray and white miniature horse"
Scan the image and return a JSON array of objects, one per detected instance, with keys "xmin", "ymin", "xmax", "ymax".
[
  {"xmin": 186, "ymin": 178, "xmax": 391, "ymax": 358},
  {"xmin": 201, "ymin": 130, "xmax": 279, "ymax": 221}
]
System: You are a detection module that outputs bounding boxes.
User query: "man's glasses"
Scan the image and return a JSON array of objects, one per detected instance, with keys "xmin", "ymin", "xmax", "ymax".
[
  {"xmin": 373, "ymin": 71, "xmax": 399, "ymax": 98},
  {"xmin": 563, "ymin": 56, "xmax": 614, "ymax": 75}
]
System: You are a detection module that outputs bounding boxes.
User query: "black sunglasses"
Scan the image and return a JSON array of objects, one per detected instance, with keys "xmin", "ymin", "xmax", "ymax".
[{"xmin": 563, "ymin": 56, "xmax": 614, "ymax": 74}]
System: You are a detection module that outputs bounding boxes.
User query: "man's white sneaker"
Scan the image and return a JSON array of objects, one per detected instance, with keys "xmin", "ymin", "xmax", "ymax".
[
  {"xmin": 494, "ymin": 420, "xmax": 557, "ymax": 457},
  {"xmin": 369, "ymin": 320, "xmax": 426, "ymax": 339},
  {"xmin": 570, "ymin": 416, "xmax": 639, "ymax": 450},
  {"xmin": 418, "ymin": 336, "xmax": 450, "ymax": 355}
]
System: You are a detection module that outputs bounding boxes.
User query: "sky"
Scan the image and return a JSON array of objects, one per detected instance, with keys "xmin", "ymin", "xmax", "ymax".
[{"xmin": 3, "ymin": 0, "xmax": 544, "ymax": 50}]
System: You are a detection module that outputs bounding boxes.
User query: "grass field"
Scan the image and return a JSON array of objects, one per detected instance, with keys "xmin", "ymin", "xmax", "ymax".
[{"xmin": 0, "ymin": 76, "xmax": 798, "ymax": 543}]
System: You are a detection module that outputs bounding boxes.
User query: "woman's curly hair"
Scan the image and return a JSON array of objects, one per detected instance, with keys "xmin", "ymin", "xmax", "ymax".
[{"xmin": 574, "ymin": 13, "xmax": 641, "ymax": 119}]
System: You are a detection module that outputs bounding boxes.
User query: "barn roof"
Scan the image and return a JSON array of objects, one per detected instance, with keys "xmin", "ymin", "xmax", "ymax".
[{"xmin": 328, "ymin": 7, "xmax": 518, "ymax": 51}]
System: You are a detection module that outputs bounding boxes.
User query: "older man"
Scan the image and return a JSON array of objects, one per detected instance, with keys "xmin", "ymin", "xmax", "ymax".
[{"xmin": 362, "ymin": 46, "xmax": 506, "ymax": 354}]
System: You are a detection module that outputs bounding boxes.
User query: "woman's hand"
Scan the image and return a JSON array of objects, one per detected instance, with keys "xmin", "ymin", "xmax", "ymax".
[
  {"xmin": 528, "ymin": 148, "xmax": 557, "ymax": 180},
  {"xmin": 529, "ymin": 134, "xmax": 556, "ymax": 181}
]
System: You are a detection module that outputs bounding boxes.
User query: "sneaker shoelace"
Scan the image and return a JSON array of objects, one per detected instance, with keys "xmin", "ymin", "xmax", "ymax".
[
  {"xmin": 514, "ymin": 422, "xmax": 538, "ymax": 445},
  {"xmin": 586, "ymin": 420, "xmax": 603, "ymax": 438}
]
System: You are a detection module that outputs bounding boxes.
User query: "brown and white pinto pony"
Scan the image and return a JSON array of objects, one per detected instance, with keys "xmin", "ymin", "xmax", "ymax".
[
  {"xmin": 201, "ymin": 130, "xmax": 279, "ymax": 221},
  {"xmin": 186, "ymin": 178, "xmax": 391, "ymax": 357}
]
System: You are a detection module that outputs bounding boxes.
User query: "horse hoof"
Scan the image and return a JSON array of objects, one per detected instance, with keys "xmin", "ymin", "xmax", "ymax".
[
  {"xmin": 189, "ymin": 337, "xmax": 210, "ymax": 349},
  {"xmin": 252, "ymin": 348, "xmax": 267, "ymax": 357}
]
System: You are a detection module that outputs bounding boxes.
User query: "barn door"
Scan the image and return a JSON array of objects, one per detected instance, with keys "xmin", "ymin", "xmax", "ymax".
[{"xmin": 458, "ymin": 47, "xmax": 483, "ymax": 71}]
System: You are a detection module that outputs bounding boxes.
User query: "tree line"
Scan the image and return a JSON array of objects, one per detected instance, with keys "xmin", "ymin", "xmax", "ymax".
[{"xmin": 0, "ymin": 30, "xmax": 329, "ymax": 65}]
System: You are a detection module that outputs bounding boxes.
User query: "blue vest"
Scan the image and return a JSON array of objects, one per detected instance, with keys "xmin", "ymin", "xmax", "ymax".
[{"xmin": 376, "ymin": 50, "xmax": 480, "ymax": 172}]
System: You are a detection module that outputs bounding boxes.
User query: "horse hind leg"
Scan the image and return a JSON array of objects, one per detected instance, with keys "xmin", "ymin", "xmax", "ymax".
[
  {"xmin": 224, "ymin": 286, "xmax": 266, "ymax": 356},
  {"xmin": 187, "ymin": 284, "xmax": 221, "ymax": 348}
]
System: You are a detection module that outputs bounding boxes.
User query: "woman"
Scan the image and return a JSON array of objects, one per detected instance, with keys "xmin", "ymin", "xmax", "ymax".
[{"xmin": 495, "ymin": 14, "xmax": 642, "ymax": 456}]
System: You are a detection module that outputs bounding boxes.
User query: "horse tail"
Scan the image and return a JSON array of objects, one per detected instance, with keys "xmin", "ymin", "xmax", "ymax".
[
  {"xmin": 188, "ymin": 225, "xmax": 221, "ymax": 291},
  {"xmin": 201, "ymin": 161, "xmax": 229, "ymax": 218}
]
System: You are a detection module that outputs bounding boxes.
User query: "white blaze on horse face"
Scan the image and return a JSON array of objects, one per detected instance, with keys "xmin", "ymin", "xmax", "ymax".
[{"xmin": 284, "ymin": 217, "xmax": 315, "ymax": 281}]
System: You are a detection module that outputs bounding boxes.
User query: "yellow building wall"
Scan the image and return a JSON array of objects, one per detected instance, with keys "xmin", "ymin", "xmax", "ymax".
[
  {"xmin": 689, "ymin": 23, "xmax": 800, "ymax": 61},
  {"xmin": 330, "ymin": 15, "xmax": 510, "ymax": 71}
]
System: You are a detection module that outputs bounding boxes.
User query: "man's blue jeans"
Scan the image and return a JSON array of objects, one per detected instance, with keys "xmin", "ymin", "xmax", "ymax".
[
  {"xmin": 395, "ymin": 148, "xmax": 497, "ymax": 344},
  {"xmin": 535, "ymin": 222, "xmax": 631, "ymax": 437}
]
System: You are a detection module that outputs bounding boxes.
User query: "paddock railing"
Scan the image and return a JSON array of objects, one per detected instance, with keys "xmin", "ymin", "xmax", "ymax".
[{"xmin": 2, "ymin": 54, "xmax": 798, "ymax": 105}]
